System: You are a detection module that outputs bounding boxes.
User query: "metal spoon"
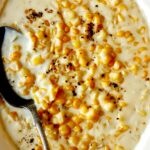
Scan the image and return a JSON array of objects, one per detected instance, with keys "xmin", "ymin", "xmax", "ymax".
[{"xmin": 0, "ymin": 26, "xmax": 50, "ymax": 150}]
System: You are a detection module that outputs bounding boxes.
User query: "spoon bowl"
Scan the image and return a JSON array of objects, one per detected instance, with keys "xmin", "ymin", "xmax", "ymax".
[{"xmin": 0, "ymin": 26, "xmax": 50, "ymax": 150}]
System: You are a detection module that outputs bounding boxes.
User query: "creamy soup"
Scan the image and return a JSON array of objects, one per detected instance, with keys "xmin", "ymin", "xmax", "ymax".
[{"xmin": 0, "ymin": 0, "xmax": 150, "ymax": 150}]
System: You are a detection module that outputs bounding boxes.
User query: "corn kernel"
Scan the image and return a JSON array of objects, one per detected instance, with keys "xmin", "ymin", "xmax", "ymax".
[
  {"xmin": 115, "ymin": 124, "xmax": 129, "ymax": 137},
  {"xmin": 72, "ymin": 115, "xmax": 83, "ymax": 124},
  {"xmin": 116, "ymin": 31, "xmax": 125, "ymax": 37},
  {"xmin": 62, "ymin": 35, "xmax": 70, "ymax": 42},
  {"xmin": 93, "ymin": 13, "xmax": 102, "ymax": 25},
  {"xmin": 86, "ymin": 108, "xmax": 99, "ymax": 121},
  {"xmin": 69, "ymin": 147, "xmax": 78, "ymax": 150},
  {"xmin": 86, "ymin": 121, "xmax": 93, "ymax": 130},
  {"xmin": 118, "ymin": 101, "xmax": 127, "ymax": 108},
  {"xmin": 109, "ymin": 72, "xmax": 124, "ymax": 83},
  {"xmin": 59, "ymin": 124, "xmax": 71, "ymax": 136},
  {"xmin": 80, "ymin": 104, "xmax": 88, "ymax": 114},
  {"xmin": 72, "ymin": 39, "xmax": 81, "ymax": 48},
  {"xmin": 80, "ymin": 141, "xmax": 89, "ymax": 150},
  {"xmin": 32, "ymin": 55, "xmax": 44, "ymax": 65},
  {"xmin": 111, "ymin": 0, "xmax": 122, "ymax": 6},
  {"xmin": 67, "ymin": 120, "xmax": 76, "ymax": 128},
  {"xmin": 69, "ymin": 135, "xmax": 80, "ymax": 145},
  {"xmin": 114, "ymin": 145, "xmax": 125, "ymax": 150},
  {"xmin": 61, "ymin": 1, "xmax": 70, "ymax": 8},
  {"xmin": 117, "ymin": 13, "xmax": 124, "ymax": 22},
  {"xmin": 48, "ymin": 104, "xmax": 59, "ymax": 115},
  {"xmin": 73, "ymin": 125, "xmax": 82, "ymax": 132},
  {"xmin": 10, "ymin": 51, "xmax": 21, "ymax": 61},
  {"xmin": 72, "ymin": 98, "xmax": 81, "ymax": 109},
  {"xmin": 137, "ymin": 110, "xmax": 147, "ymax": 117},
  {"xmin": 84, "ymin": 13, "xmax": 93, "ymax": 22},
  {"xmin": 103, "ymin": 101, "xmax": 116, "ymax": 112}
]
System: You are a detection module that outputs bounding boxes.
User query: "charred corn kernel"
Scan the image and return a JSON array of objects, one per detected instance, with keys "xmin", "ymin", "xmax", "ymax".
[
  {"xmin": 114, "ymin": 145, "xmax": 125, "ymax": 150},
  {"xmin": 48, "ymin": 104, "xmax": 59, "ymax": 115},
  {"xmin": 32, "ymin": 55, "xmax": 44, "ymax": 65},
  {"xmin": 59, "ymin": 124, "xmax": 71, "ymax": 136},
  {"xmin": 109, "ymin": 72, "xmax": 124, "ymax": 83},
  {"xmin": 69, "ymin": 135, "xmax": 80, "ymax": 145},
  {"xmin": 10, "ymin": 51, "xmax": 21, "ymax": 61},
  {"xmin": 72, "ymin": 39, "xmax": 81, "ymax": 48},
  {"xmin": 80, "ymin": 104, "xmax": 88, "ymax": 113}
]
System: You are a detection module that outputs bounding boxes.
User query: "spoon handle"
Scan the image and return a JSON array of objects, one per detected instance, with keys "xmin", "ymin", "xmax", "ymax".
[{"xmin": 27, "ymin": 104, "xmax": 50, "ymax": 150}]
